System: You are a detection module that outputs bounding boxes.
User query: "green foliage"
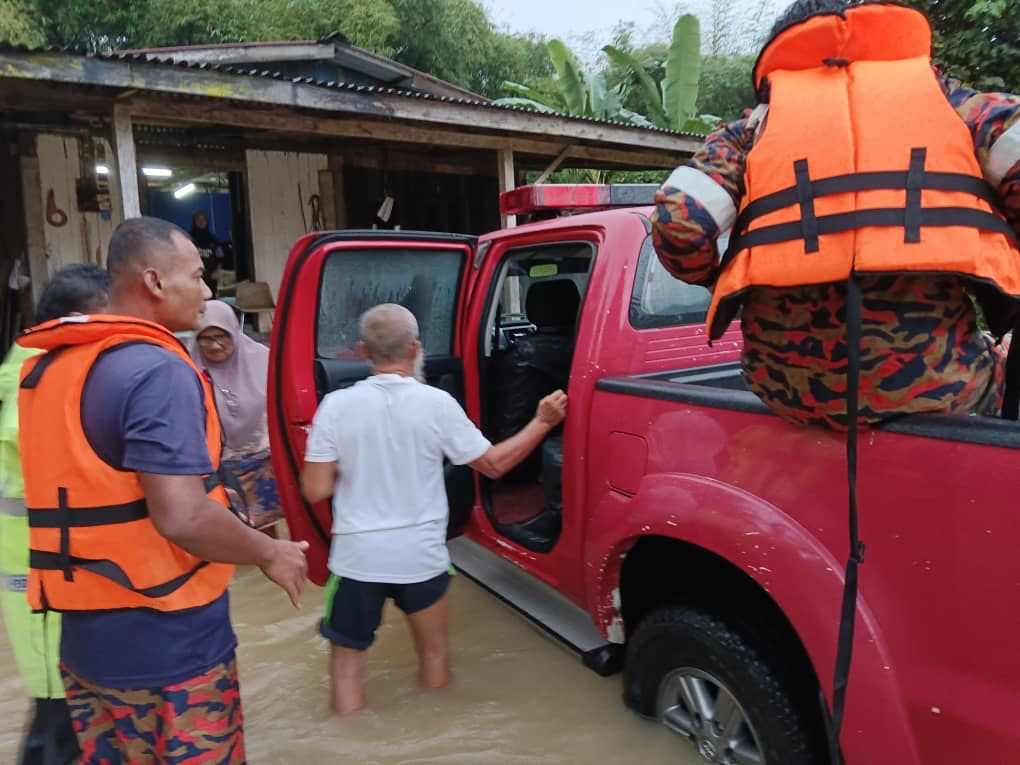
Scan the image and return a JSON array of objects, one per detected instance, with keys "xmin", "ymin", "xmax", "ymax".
[
  {"xmin": 0, "ymin": 0, "xmax": 45, "ymax": 46},
  {"xmin": 140, "ymin": 0, "xmax": 399, "ymax": 55},
  {"xmin": 538, "ymin": 167, "xmax": 668, "ymax": 184},
  {"xmin": 902, "ymin": 0, "xmax": 1020, "ymax": 91},
  {"xmin": 546, "ymin": 39, "xmax": 587, "ymax": 115},
  {"xmin": 25, "ymin": 0, "xmax": 400, "ymax": 52},
  {"xmin": 484, "ymin": 32, "xmax": 554, "ymax": 100},
  {"xmin": 387, "ymin": 0, "xmax": 550, "ymax": 97},
  {"xmin": 603, "ymin": 14, "xmax": 716, "ymax": 132},
  {"xmin": 608, "ymin": 40, "xmax": 754, "ymax": 125},
  {"xmin": 603, "ymin": 43, "xmax": 669, "ymax": 125},
  {"xmin": 698, "ymin": 55, "xmax": 756, "ymax": 122},
  {"xmin": 18, "ymin": 0, "xmax": 551, "ymax": 98},
  {"xmin": 663, "ymin": 15, "xmax": 701, "ymax": 130},
  {"xmin": 494, "ymin": 38, "xmax": 651, "ymax": 125},
  {"xmin": 30, "ymin": 0, "xmax": 146, "ymax": 50}
]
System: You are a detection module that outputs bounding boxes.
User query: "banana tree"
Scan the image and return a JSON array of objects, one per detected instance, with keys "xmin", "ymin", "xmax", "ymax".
[
  {"xmin": 603, "ymin": 14, "xmax": 718, "ymax": 134},
  {"xmin": 494, "ymin": 39, "xmax": 654, "ymax": 127}
]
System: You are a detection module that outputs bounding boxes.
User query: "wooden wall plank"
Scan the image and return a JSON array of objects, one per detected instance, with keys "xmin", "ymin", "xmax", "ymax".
[
  {"xmin": 36, "ymin": 134, "xmax": 123, "ymax": 273},
  {"xmin": 19, "ymin": 154, "xmax": 47, "ymax": 305},
  {"xmin": 245, "ymin": 148, "xmax": 327, "ymax": 305}
]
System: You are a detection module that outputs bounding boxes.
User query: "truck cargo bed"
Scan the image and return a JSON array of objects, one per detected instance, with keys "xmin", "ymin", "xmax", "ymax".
[{"xmin": 596, "ymin": 362, "xmax": 1020, "ymax": 449}]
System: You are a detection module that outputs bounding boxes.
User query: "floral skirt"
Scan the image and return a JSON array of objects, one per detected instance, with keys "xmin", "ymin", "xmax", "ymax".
[{"xmin": 222, "ymin": 452, "xmax": 284, "ymax": 530}]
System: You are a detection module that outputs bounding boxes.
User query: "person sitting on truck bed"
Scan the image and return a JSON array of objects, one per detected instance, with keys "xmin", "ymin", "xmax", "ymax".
[{"xmin": 651, "ymin": 0, "xmax": 1020, "ymax": 429}]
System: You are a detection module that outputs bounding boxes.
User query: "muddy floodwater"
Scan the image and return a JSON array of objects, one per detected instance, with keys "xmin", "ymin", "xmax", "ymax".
[{"xmin": 0, "ymin": 567, "xmax": 701, "ymax": 764}]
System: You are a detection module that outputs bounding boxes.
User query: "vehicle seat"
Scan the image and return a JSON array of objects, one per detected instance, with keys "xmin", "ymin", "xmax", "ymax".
[
  {"xmin": 526, "ymin": 279, "xmax": 581, "ymax": 339},
  {"xmin": 501, "ymin": 435, "xmax": 564, "ymax": 554},
  {"xmin": 489, "ymin": 280, "xmax": 580, "ymax": 451}
]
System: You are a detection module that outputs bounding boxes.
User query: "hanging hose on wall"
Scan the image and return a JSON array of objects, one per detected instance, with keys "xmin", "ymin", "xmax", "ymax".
[
  {"xmin": 45, "ymin": 190, "xmax": 67, "ymax": 228},
  {"xmin": 308, "ymin": 194, "xmax": 323, "ymax": 231}
]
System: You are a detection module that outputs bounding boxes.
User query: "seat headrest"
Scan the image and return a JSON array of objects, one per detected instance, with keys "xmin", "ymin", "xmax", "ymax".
[{"xmin": 526, "ymin": 280, "xmax": 581, "ymax": 331}]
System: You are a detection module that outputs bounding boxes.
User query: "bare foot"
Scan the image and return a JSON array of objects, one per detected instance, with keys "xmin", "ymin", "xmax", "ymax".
[
  {"xmin": 419, "ymin": 668, "xmax": 451, "ymax": 690},
  {"xmin": 331, "ymin": 697, "xmax": 369, "ymax": 717}
]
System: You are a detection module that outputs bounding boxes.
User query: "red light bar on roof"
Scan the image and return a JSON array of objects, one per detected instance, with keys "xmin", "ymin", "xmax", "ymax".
[{"xmin": 499, "ymin": 184, "xmax": 659, "ymax": 217}]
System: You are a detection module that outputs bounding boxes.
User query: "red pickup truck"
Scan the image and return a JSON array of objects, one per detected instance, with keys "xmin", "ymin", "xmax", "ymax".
[{"xmin": 268, "ymin": 185, "xmax": 1020, "ymax": 765}]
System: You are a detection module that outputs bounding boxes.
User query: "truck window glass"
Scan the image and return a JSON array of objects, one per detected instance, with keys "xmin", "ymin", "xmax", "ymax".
[
  {"xmin": 629, "ymin": 236, "xmax": 711, "ymax": 329},
  {"xmin": 317, "ymin": 248, "xmax": 462, "ymax": 359}
]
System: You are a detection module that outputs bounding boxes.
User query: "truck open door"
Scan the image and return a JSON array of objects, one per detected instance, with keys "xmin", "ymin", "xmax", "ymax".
[{"xmin": 268, "ymin": 231, "xmax": 480, "ymax": 585}]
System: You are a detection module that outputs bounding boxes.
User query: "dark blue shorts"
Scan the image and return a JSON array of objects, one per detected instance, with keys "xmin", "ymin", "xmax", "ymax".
[{"xmin": 319, "ymin": 572, "xmax": 451, "ymax": 651}]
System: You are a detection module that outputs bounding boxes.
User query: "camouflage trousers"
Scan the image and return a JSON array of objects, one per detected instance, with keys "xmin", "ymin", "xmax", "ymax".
[{"xmin": 61, "ymin": 656, "xmax": 246, "ymax": 764}]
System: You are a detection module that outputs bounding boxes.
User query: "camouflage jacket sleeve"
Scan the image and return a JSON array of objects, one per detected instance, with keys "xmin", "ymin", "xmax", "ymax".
[
  {"xmin": 650, "ymin": 118, "xmax": 755, "ymax": 286},
  {"xmin": 944, "ymin": 74, "xmax": 1020, "ymax": 234}
]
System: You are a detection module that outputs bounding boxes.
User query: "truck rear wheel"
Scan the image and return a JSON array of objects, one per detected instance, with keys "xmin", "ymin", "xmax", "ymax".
[{"xmin": 624, "ymin": 606, "xmax": 820, "ymax": 765}]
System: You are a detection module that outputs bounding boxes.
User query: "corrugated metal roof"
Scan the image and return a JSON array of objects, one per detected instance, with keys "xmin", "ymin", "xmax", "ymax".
[
  {"xmin": 119, "ymin": 36, "xmax": 489, "ymax": 102},
  {"xmin": 0, "ymin": 44, "xmax": 707, "ymax": 139},
  {"xmin": 123, "ymin": 40, "xmax": 327, "ymax": 54}
]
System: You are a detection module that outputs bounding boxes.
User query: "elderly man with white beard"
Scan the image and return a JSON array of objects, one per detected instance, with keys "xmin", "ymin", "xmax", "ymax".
[{"xmin": 301, "ymin": 303, "xmax": 567, "ymax": 716}]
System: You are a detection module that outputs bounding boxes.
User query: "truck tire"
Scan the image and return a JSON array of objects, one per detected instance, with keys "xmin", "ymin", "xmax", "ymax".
[{"xmin": 624, "ymin": 606, "xmax": 820, "ymax": 765}]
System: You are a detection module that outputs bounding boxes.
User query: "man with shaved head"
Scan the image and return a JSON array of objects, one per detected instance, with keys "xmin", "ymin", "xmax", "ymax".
[
  {"xmin": 302, "ymin": 303, "xmax": 567, "ymax": 715},
  {"xmin": 19, "ymin": 217, "xmax": 308, "ymax": 762}
]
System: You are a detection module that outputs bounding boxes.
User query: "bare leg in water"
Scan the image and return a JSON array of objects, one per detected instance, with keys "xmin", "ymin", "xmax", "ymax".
[
  {"xmin": 330, "ymin": 646, "xmax": 368, "ymax": 716},
  {"xmin": 406, "ymin": 594, "xmax": 450, "ymax": 689},
  {"xmin": 329, "ymin": 593, "xmax": 450, "ymax": 715}
]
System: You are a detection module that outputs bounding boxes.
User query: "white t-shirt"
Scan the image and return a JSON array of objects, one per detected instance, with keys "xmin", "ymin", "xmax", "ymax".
[{"xmin": 304, "ymin": 374, "xmax": 491, "ymax": 583}]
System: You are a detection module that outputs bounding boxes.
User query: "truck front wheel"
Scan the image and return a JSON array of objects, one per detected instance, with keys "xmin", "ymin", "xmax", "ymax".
[{"xmin": 624, "ymin": 606, "xmax": 820, "ymax": 765}]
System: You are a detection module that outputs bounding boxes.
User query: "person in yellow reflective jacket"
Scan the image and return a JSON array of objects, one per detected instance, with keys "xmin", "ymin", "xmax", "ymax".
[{"xmin": 1, "ymin": 264, "xmax": 110, "ymax": 765}]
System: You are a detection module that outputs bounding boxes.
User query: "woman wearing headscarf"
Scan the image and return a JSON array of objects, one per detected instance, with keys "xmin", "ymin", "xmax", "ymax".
[{"xmin": 189, "ymin": 300, "xmax": 283, "ymax": 530}]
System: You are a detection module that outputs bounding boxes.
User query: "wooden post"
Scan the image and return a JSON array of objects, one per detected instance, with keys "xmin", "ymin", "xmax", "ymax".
[
  {"xmin": 498, "ymin": 147, "xmax": 516, "ymax": 229},
  {"xmin": 112, "ymin": 104, "xmax": 141, "ymax": 219},
  {"xmin": 328, "ymin": 154, "xmax": 348, "ymax": 229},
  {"xmin": 317, "ymin": 169, "xmax": 336, "ymax": 229},
  {"xmin": 19, "ymin": 149, "xmax": 48, "ymax": 306},
  {"xmin": 497, "ymin": 148, "xmax": 522, "ymax": 312}
]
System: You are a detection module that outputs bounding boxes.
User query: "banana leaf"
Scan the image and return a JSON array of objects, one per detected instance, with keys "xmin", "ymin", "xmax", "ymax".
[
  {"xmin": 547, "ymin": 39, "xmax": 587, "ymax": 116},
  {"xmin": 618, "ymin": 109, "xmax": 659, "ymax": 129},
  {"xmin": 664, "ymin": 15, "xmax": 702, "ymax": 130},
  {"xmin": 500, "ymin": 81, "xmax": 565, "ymax": 111},
  {"xmin": 603, "ymin": 44, "xmax": 669, "ymax": 128},
  {"xmin": 492, "ymin": 97, "xmax": 559, "ymax": 114},
  {"xmin": 681, "ymin": 115, "xmax": 720, "ymax": 135},
  {"xmin": 586, "ymin": 71, "xmax": 607, "ymax": 118}
]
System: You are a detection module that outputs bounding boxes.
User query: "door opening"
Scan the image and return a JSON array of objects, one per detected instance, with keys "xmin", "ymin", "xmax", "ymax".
[{"xmin": 478, "ymin": 241, "xmax": 594, "ymax": 553}]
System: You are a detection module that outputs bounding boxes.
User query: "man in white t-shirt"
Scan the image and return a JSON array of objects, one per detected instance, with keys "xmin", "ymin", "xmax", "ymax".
[{"xmin": 301, "ymin": 303, "xmax": 567, "ymax": 715}]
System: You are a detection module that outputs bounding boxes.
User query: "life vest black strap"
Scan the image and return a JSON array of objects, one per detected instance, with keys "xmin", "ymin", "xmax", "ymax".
[
  {"xmin": 794, "ymin": 159, "xmax": 820, "ymax": 253},
  {"xmin": 730, "ymin": 165, "xmax": 1001, "ymax": 242},
  {"xmin": 904, "ymin": 148, "xmax": 927, "ymax": 244},
  {"xmin": 19, "ymin": 347, "xmax": 67, "ymax": 389},
  {"xmin": 204, "ymin": 468, "xmax": 244, "ymax": 496},
  {"xmin": 28, "ymin": 550, "xmax": 209, "ymax": 599},
  {"xmin": 27, "ymin": 498, "xmax": 148, "ymax": 528},
  {"xmin": 58, "ymin": 488, "xmax": 71, "ymax": 581},
  {"xmin": 828, "ymin": 275, "xmax": 867, "ymax": 765},
  {"xmin": 721, "ymin": 206, "xmax": 1018, "ymax": 269},
  {"xmin": 204, "ymin": 466, "xmax": 253, "ymax": 527}
]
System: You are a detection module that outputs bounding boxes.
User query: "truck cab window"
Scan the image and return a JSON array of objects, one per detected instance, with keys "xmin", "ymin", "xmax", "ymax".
[
  {"xmin": 629, "ymin": 236, "xmax": 711, "ymax": 329},
  {"xmin": 317, "ymin": 248, "xmax": 462, "ymax": 359}
]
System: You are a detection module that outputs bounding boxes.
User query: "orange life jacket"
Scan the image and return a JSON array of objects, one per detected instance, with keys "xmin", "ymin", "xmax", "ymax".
[
  {"xmin": 17, "ymin": 315, "xmax": 234, "ymax": 612},
  {"xmin": 708, "ymin": 3, "xmax": 1020, "ymax": 340}
]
